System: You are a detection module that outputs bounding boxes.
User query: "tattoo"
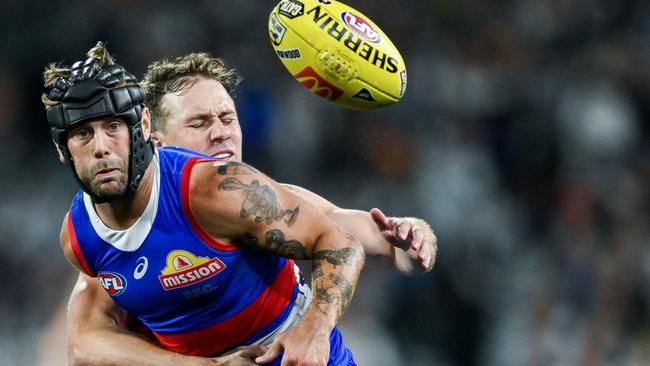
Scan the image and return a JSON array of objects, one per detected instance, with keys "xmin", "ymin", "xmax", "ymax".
[
  {"xmin": 313, "ymin": 280, "xmax": 341, "ymax": 316},
  {"xmin": 218, "ymin": 177, "xmax": 300, "ymax": 226},
  {"xmin": 242, "ymin": 230, "xmax": 309, "ymax": 259},
  {"xmin": 313, "ymin": 247, "xmax": 356, "ymax": 267},
  {"xmin": 216, "ymin": 162, "xmax": 257, "ymax": 176},
  {"xmin": 312, "ymin": 262, "xmax": 324, "ymax": 280},
  {"xmin": 313, "ymin": 273, "xmax": 353, "ymax": 318},
  {"xmin": 329, "ymin": 272, "xmax": 353, "ymax": 311}
]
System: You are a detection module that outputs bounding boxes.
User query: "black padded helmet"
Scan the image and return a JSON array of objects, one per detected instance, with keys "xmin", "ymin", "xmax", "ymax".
[{"xmin": 45, "ymin": 54, "xmax": 154, "ymax": 203}]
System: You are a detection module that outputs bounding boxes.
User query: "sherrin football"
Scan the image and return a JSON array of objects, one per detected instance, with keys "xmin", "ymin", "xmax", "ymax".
[{"xmin": 268, "ymin": 0, "xmax": 407, "ymax": 110}]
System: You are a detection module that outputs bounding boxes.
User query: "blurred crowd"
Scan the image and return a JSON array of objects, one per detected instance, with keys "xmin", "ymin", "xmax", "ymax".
[{"xmin": 1, "ymin": 0, "xmax": 648, "ymax": 365}]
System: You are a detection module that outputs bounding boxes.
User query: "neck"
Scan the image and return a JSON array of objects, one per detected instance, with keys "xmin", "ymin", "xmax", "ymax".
[{"xmin": 93, "ymin": 161, "xmax": 155, "ymax": 230}]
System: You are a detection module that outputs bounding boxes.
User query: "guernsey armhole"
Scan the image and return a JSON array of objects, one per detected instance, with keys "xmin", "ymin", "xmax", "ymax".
[
  {"xmin": 180, "ymin": 158, "xmax": 239, "ymax": 252},
  {"xmin": 67, "ymin": 212, "xmax": 96, "ymax": 277}
]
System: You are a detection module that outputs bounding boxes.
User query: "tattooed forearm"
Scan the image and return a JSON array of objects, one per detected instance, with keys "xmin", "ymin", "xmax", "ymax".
[
  {"xmin": 242, "ymin": 230, "xmax": 309, "ymax": 259},
  {"xmin": 313, "ymin": 273, "xmax": 354, "ymax": 318},
  {"xmin": 312, "ymin": 262, "xmax": 324, "ymax": 280},
  {"xmin": 313, "ymin": 281, "xmax": 341, "ymax": 316},
  {"xmin": 328, "ymin": 272, "xmax": 353, "ymax": 310},
  {"xmin": 215, "ymin": 162, "xmax": 258, "ymax": 176},
  {"xmin": 313, "ymin": 247, "xmax": 356, "ymax": 267},
  {"xmin": 219, "ymin": 178, "xmax": 300, "ymax": 226}
]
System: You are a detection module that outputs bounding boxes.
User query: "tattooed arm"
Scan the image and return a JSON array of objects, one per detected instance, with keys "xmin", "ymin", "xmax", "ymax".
[
  {"xmin": 282, "ymin": 184, "xmax": 437, "ymax": 275},
  {"xmin": 189, "ymin": 162, "xmax": 365, "ymax": 365}
]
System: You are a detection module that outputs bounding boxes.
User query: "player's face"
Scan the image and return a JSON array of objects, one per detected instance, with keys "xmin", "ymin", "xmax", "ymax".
[
  {"xmin": 66, "ymin": 118, "xmax": 131, "ymax": 199},
  {"xmin": 156, "ymin": 77, "xmax": 243, "ymax": 162}
]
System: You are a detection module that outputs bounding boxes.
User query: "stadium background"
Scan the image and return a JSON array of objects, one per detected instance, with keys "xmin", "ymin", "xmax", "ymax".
[{"xmin": 1, "ymin": 0, "xmax": 649, "ymax": 365}]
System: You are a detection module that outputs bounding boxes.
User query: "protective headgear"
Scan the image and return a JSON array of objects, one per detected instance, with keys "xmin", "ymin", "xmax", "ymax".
[{"xmin": 45, "ymin": 56, "xmax": 154, "ymax": 203}]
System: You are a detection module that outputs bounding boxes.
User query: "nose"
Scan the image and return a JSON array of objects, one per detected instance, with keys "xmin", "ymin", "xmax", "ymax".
[
  {"xmin": 209, "ymin": 120, "xmax": 230, "ymax": 143},
  {"xmin": 92, "ymin": 130, "xmax": 111, "ymax": 158}
]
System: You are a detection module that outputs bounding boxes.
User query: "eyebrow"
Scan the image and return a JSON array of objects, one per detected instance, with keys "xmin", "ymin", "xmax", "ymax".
[{"xmin": 185, "ymin": 113, "xmax": 212, "ymax": 122}]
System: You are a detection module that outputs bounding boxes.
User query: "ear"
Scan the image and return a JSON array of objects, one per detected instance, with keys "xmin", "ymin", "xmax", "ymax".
[
  {"xmin": 140, "ymin": 107, "xmax": 152, "ymax": 141},
  {"xmin": 53, "ymin": 141, "xmax": 66, "ymax": 164},
  {"xmin": 150, "ymin": 131, "xmax": 166, "ymax": 148}
]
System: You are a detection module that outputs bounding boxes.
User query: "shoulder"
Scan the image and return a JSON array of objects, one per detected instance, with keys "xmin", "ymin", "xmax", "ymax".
[
  {"xmin": 186, "ymin": 161, "xmax": 262, "ymax": 240},
  {"xmin": 189, "ymin": 161, "xmax": 259, "ymax": 200},
  {"xmin": 59, "ymin": 213, "xmax": 78, "ymax": 267},
  {"xmin": 59, "ymin": 212, "xmax": 89, "ymax": 274},
  {"xmin": 59, "ymin": 212, "xmax": 70, "ymax": 249},
  {"xmin": 158, "ymin": 146, "xmax": 211, "ymax": 159},
  {"xmin": 157, "ymin": 146, "xmax": 216, "ymax": 178}
]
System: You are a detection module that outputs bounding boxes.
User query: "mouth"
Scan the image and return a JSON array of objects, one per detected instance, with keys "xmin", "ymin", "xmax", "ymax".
[
  {"xmin": 96, "ymin": 168, "xmax": 118, "ymax": 178},
  {"xmin": 211, "ymin": 150, "xmax": 235, "ymax": 161}
]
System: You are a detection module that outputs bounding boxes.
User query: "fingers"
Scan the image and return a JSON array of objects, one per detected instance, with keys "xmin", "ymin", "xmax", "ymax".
[
  {"xmin": 255, "ymin": 342, "xmax": 283, "ymax": 364},
  {"xmin": 370, "ymin": 207, "xmax": 390, "ymax": 231},
  {"xmin": 419, "ymin": 233, "xmax": 437, "ymax": 271},
  {"xmin": 395, "ymin": 220, "xmax": 412, "ymax": 241},
  {"xmin": 411, "ymin": 227, "xmax": 424, "ymax": 251},
  {"xmin": 417, "ymin": 238, "xmax": 430, "ymax": 269}
]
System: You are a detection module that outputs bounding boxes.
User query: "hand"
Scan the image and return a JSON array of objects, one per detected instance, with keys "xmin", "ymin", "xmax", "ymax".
[
  {"xmin": 211, "ymin": 345, "xmax": 267, "ymax": 366},
  {"xmin": 255, "ymin": 319, "xmax": 330, "ymax": 366},
  {"xmin": 370, "ymin": 208, "xmax": 437, "ymax": 272}
]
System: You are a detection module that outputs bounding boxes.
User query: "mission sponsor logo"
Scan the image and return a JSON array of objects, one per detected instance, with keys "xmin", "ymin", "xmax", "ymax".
[
  {"xmin": 307, "ymin": 6, "xmax": 398, "ymax": 73},
  {"xmin": 341, "ymin": 11, "xmax": 380, "ymax": 43},
  {"xmin": 295, "ymin": 66, "xmax": 344, "ymax": 101},
  {"xmin": 269, "ymin": 12, "xmax": 287, "ymax": 45},
  {"xmin": 158, "ymin": 250, "xmax": 226, "ymax": 291},
  {"xmin": 276, "ymin": 48, "xmax": 302, "ymax": 60},
  {"xmin": 98, "ymin": 271, "xmax": 127, "ymax": 296},
  {"xmin": 279, "ymin": 0, "xmax": 304, "ymax": 19}
]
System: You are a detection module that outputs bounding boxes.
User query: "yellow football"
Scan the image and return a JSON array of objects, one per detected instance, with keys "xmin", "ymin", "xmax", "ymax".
[{"xmin": 268, "ymin": 0, "xmax": 407, "ymax": 110}]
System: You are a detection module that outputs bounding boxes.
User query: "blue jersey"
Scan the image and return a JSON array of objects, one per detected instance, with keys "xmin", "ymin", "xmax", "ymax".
[{"xmin": 67, "ymin": 147, "xmax": 355, "ymax": 365}]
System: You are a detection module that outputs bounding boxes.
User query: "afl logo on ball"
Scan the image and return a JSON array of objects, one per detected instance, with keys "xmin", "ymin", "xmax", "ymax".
[
  {"xmin": 98, "ymin": 272, "xmax": 127, "ymax": 296},
  {"xmin": 341, "ymin": 12, "xmax": 380, "ymax": 43}
]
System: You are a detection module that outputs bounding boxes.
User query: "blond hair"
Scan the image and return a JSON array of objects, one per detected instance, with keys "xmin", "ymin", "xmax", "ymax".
[{"xmin": 141, "ymin": 53, "xmax": 241, "ymax": 133}]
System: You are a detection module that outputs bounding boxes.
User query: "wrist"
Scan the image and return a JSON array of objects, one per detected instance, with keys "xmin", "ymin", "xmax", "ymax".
[{"xmin": 300, "ymin": 307, "xmax": 336, "ymax": 334}]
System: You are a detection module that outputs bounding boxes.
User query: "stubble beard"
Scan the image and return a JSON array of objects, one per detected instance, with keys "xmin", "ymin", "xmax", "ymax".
[{"xmin": 80, "ymin": 161, "xmax": 129, "ymax": 201}]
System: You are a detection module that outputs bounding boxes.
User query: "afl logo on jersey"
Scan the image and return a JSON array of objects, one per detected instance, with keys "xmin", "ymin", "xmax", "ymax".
[
  {"xmin": 158, "ymin": 250, "xmax": 226, "ymax": 291},
  {"xmin": 98, "ymin": 272, "xmax": 127, "ymax": 296}
]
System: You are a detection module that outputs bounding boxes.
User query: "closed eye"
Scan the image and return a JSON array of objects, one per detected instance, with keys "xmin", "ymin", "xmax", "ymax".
[{"xmin": 189, "ymin": 119, "xmax": 209, "ymax": 128}]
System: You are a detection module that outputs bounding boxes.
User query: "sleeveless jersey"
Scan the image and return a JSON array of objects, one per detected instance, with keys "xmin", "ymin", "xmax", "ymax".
[{"xmin": 67, "ymin": 147, "xmax": 355, "ymax": 365}]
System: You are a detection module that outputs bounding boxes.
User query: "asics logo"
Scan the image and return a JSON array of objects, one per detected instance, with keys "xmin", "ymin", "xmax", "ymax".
[{"xmin": 133, "ymin": 256, "xmax": 148, "ymax": 280}]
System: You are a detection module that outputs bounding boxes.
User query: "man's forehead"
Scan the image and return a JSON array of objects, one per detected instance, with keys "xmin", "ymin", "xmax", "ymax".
[{"xmin": 162, "ymin": 79, "xmax": 235, "ymax": 117}]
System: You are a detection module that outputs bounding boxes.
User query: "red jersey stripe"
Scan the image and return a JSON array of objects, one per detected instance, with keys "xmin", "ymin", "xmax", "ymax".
[
  {"xmin": 67, "ymin": 212, "xmax": 95, "ymax": 277},
  {"xmin": 180, "ymin": 158, "xmax": 239, "ymax": 252},
  {"xmin": 153, "ymin": 259, "xmax": 298, "ymax": 355}
]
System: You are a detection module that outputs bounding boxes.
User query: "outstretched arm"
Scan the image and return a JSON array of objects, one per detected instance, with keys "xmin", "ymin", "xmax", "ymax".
[
  {"xmin": 282, "ymin": 184, "xmax": 437, "ymax": 275},
  {"xmin": 59, "ymin": 216, "xmax": 266, "ymax": 366},
  {"xmin": 189, "ymin": 162, "xmax": 365, "ymax": 365}
]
